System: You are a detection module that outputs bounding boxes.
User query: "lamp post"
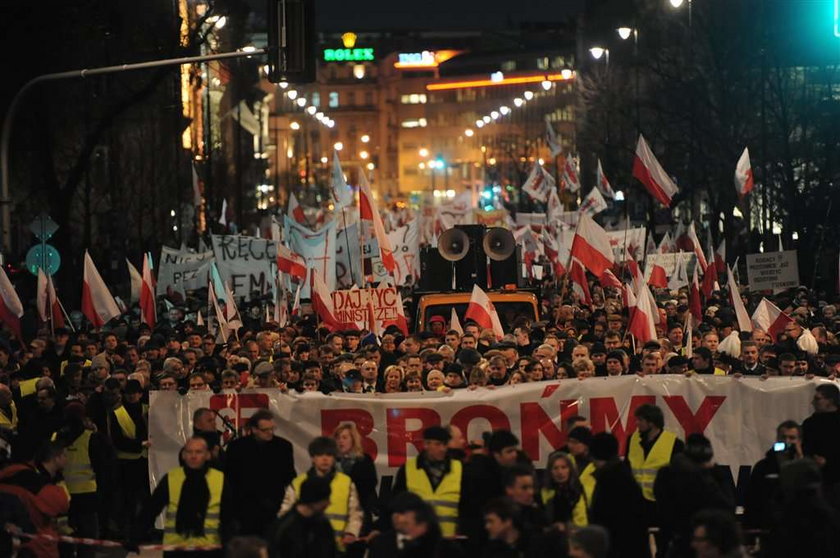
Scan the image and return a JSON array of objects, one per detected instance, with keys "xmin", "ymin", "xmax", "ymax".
[{"xmin": 617, "ymin": 26, "xmax": 641, "ymax": 133}]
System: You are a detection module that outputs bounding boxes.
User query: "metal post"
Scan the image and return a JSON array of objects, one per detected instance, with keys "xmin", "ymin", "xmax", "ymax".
[{"xmin": 0, "ymin": 49, "xmax": 267, "ymax": 252}]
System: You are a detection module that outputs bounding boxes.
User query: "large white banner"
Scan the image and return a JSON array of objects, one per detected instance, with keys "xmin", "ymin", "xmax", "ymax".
[
  {"xmin": 388, "ymin": 219, "xmax": 420, "ymax": 286},
  {"xmin": 149, "ymin": 377, "xmax": 824, "ymax": 491},
  {"xmin": 284, "ymin": 220, "xmax": 338, "ymax": 298},
  {"xmin": 211, "ymin": 235, "xmax": 276, "ymax": 299}
]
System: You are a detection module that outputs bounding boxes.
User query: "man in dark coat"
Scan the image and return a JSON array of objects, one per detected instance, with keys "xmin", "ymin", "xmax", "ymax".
[
  {"xmin": 369, "ymin": 492, "xmax": 446, "ymax": 558},
  {"xmin": 266, "ymin": 476, "xmax": 336, "ymax": 558},
  {"xmin": 588, "ymin": 433, "xmax": 648, "ymax": 558},
  {"xmin": 225, "ymin": 409, "xmax": 296, "ymax": 536},
  {"xmin": 802, "ymin": 384, "xmax": 840, "ymax": 486}
]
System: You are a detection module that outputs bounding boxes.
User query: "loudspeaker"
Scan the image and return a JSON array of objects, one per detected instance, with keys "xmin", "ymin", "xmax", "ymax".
[
  {"xmin": 419, "ymin": 246, "xmax": 452, "ymax": 291},
  {"xmin": 488, "ymin": 245, "xmax": 523, "ymax": 288},
  {"xmin": 447, "ymin": 225, "xmax": 487, "ymax": 290},
  {"xmin": 267, "ymin": 0, "xmax": 316, "ymax": 84},
  {"xmin": 438, "ymin": 228, "xmax": 471, "ymax": 261},
  {"xmin": 483, "ymin": 228, "xmax": 516, "ymax": 261}
]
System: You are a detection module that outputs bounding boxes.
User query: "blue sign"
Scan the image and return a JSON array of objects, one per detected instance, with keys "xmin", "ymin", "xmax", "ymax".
[{"xmin": 26, "ymin": 244, "xmax": 61, "ymax": 276}]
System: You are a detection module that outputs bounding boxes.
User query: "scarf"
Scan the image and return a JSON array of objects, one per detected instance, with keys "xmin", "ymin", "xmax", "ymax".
[
  {"xmin": 338, "ymin": 455, "xmax": 358, "ymax": 474},
  {"xmin": 175, "ymin": 465, "xmax": 211, "ymax": 537}
]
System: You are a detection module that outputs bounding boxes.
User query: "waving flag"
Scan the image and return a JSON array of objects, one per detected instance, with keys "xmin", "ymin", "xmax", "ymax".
[
  {"xmin": 287, "ymin": 192, "xmax": 308, "ymax": 225},
  {"xmin": 464, "ymin": 284, "xmax": 504, "ymax": 340},
  {"xmin": 752, "ymin": 298, "xmax": 793, "ymax": 341},
  {"xmin": 140, "ymin": 253, "xmax": 156, "ymax": 328},
  {"xmin": 579, "ymin": 187, "xmax": 608, "ymax": 217},
  {"xmin": 628, "ymin": 281, "xmax": 657, "ymax": 343},
  {"xmin": 276, "ymin": 243, "xmax": 308, "ymax": 281},
  {"xmin": 596, "ymin": 158, "xmax": 616, "ymax": 199},
  {"xmin": 687, "ymin": 222, "xmax": 708, "ymax": 272},
  {"xmin": 647, "ymin": 263, "xmax": 668, "ymax": 289},
  {"xmin": 735, "ymin": 147, "xmax": 754, "ymax": 196},
  {"xmin": 545, "ymin": 116, "xmax": 563, "ymax": 157},
  {"xmin": 37, "ymin": 268, "xmax": 64, "ymax": 328},
  {"xmin": 82, "ymin": 252, "xmax": 120, "ymax": 328},
  {"xmin": 331, "ymin": 151, "xmax": 354, "ymax": 209},
  {"xmin": 571, "ymin": 213, "xmax": 614, "ymax": 277},
  {"xmin": 632, "ymin": 135, "xmax": 679, "ymax": 207},
  {"xmin": 689, "ymin": 267, "xmax": 703, "ymax": 327},
  {"xmin": 359, "ymin": 171, "xmax": 396, "ymax": 273},
  {"xmin": 127, "ymin": 259, "xmax": 143, "ymax": 304},
  {"xmin": 727, "ymin": 266, "xmax": 752, "ymax": 332},
  {"xmin": 599, "ymin": 269, "xmax": 623, "ymax": 290},
  {"xmin": 312, "ymin": 273, "xmax": 348, "ymax": 332},
  {"xmin": 562, "ymin": 156, "xmax": 581, "ymax": 193},
  {"xmin": 569, "ymin": 258, "xmax": 592, "ymax": 306},
  {"xmin": 522, "ymin": 163, "xmax": 555, "ymax": 203}
]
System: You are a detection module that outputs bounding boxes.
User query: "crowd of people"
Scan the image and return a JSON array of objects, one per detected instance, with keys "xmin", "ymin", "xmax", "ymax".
[{"xmin": 0, "ymin": 278, "xmax": 839, "ymax": 557}]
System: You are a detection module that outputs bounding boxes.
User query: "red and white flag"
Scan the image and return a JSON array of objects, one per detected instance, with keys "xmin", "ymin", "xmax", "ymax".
[
  {"xmin": 311, "ymin": 273, "xmax": 346, "ymax": 332},
  {"xmin": 547, "ymin": 188, "xmax": 563, "ymax": 223},
  {"xmin": 126, "ymin": 258, "xmax": 142, "ymax": 304},
  {"xmin": 623, "ymin": 282, "xmax": 637, "ymax": 309},
  {"xmin": 522, "ymin": 163, "xmax": 555, "ymax": 203},
  {"xmin": 569, "ymin": 258, "xmax": 592, "ymax": 306},
  {"xmin": 287, "ymin": 192, "xmax": 308, "ymax": 225},
  {"xmin": 684, "ymin": 313, "xmax": 693, "ymax": 358},
  {"xmin": 727, "ymin": 266, "xmax": 752, "ymax": 331},
  {"xmin": 82, "ymin": 252, "xmax": 121, "ymax": 328},
  {"xmin": 714, "ymin": 239, "xmax": 726, "ymax": 274},
  {"xmin": 570, "ymin": 213, "xmax": 614, "ymax": 277},
  {"xmin": 658, "ymin": 232, "xmax": 676, "ymax": 254},
  {"xmin": 545, "ymin": 116, "xmax": 563, "ymax": 157},
  {"xmin": 668, "ymin": 252, "xmax": 689, "ymax": 291},
  {"xmin": 735, "ymin": 147, "xmax": 754, "ymax": 196},
  {"xmin": 599, "ymin": 268, "xmax": 623, "ymax": 290},
  {"xmin": 752, "ymin": 298, "xmax": 793, "ymax": 341},
  {"xmin": 140, "ymin": 254, "xmax": 156, "ymax": 328},
  {"xmin": 542, "ymin": 230, "xmax": 566, "ymax": 276},
  {"xmin": 687, "ymin": 222, "xmax": 708, "ymax": 272},
  {"xmin": 0, "ymin": 266, "xmax": 22, "ymax": 340},
  {"xmin": 562, "ymin": 157, "xmax": 581, "ymax": 193},
  {"xmin": 647, "ymin": 263, "xmax": 668, "ymax": 289},
  {"xmin": 464, "ymin": 284, "xmax": 504, "ymax": 340},
  {"xmin": 331, "ymin": 151, "xmax": 354, "ymax": 209},
  {"xmin": 196, "ymin": 310, "xmax": 204, "ymax": 327},
  {"xmin": 450, "ymin": 307, "xmax": 464, "ymax": 335},
  {"xmin": 596, "ymin": 158, "xmax": 616, "ymax": 199},
  {"xmin": 689, "ymin": 267, "xmax": 703, "ymax": 327},
  {"xmin": 632, "ymin": 135, "xmax": 679, "ymax": 207},
  {"xmin": 276, "ymin": 243, "xmax": 308, "ymax": 281},
  {"xmin": 628, "ymin": 281, "xmax": 657, "ymax": 343},
  {"xmin": 359, "ymin": 171, "xmax": 396, "ymax": 273},
  {"xmin": 291, "ymin": 281, "xmax": 303, "ymax": 317},
  {"xmin": 36, "ymin": 268, "xmax": 64, "ymax": 328},
  {"xmin": 579, "ymin": 187, "xmax": 608, "ymax": 217}
]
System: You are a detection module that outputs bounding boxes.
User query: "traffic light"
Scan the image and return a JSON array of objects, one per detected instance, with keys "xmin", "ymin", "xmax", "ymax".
[{"xmin": 267, "ymin": 0, "xmax": 316, "ymax": 84}]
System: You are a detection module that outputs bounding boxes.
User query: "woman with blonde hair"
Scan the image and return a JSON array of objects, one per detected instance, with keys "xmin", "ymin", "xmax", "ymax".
[
  {"xmin": 333, "ymin": 422, "xmax": 379, "ymax": 552},
  {"xmin": 382, "ymin": 365, "xmax": 404, "ymax": 393},
  {"xmin": 541, "ymin": 451, "xmax": 588, "ymax": 529}
]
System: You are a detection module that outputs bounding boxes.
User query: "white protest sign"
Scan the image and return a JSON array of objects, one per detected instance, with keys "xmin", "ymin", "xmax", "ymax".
[
  {"xmin": 285, "ymin": 220, "xmax": 338, "ymax": 298},
  {"xmin": 156, "ymin": 247, "xmax": 214, "ymax": 296},
  {"xmin": 211, "ymin": 235, "xmax": 276, "ymax": 299},
  {"xmin": 388, "ymin": 219, "xmax": 420, "ymax": 286},
  {"xmin": 746, "ymin": 250, "xmax": 800, "ymax": 291}
]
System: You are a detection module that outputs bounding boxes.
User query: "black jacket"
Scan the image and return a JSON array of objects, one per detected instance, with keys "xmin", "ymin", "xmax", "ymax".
[
  {"xmin": 802, "ymin": 410, "xmax": 840, "ymax": 485},
  {"xmin": 339, "ymin": 453, "xmax": 378, "ymax": 519},
  {"xmin": 266, "ymin": 507, "xmax": 336, "ymax": 558},
  {"xmin": 225, "ymin": 435, "xmax": 296, "ymax": 536},
  {"xmin": 590, "ymin": 460, "xmax": 648, "ymax": 558}
]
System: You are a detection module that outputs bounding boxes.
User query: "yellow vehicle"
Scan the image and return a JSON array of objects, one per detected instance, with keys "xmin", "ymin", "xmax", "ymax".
[{"xmin": 413, "ymin": 288, "xmax": 540, "ymax": 333}]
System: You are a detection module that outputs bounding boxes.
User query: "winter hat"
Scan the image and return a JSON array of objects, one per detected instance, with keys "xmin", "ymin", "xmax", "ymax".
[{"xmin": 589, "ymin": 432, "xmax": 619, "ymax": 461}]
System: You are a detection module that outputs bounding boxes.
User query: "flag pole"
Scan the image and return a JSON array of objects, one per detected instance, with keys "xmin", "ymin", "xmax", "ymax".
[{"xmin": 56, "ymin": 296, "xmax": 75, "ymax": 333}]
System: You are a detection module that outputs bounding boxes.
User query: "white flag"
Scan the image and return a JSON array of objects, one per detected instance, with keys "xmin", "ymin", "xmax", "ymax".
[{"xmin": 579, "ymin": 187, "xmax": 608, "ymax": 217}]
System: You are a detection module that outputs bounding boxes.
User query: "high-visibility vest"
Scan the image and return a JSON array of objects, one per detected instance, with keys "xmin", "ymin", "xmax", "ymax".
[
  {"xmin": 0, "ymin": 401, "xmax": 17, "ymax": 430},
  {"xmin": 292, "ymin": 472, "xmax": 352, "ymax": 549},
  {"xmin": 164, "ymin": 467, "xmax": 224, "ymax": 547},
  {"xmin": 540, "ymin": 486, "xmax": 588, "ymax": 527},
  {"xmin": 627, "ymin": 430, "xmax": 677, "ymax": 501},
  {"xmin": 405, "ymin": 457, "xmax": 462, "ymax": 537},
  {"xmin": 51, "ymin": 430, "xmax": 96, "ymax": 494},
  {"xmin": 579, "ymin": 462, "xmax": 596, "ymax": 510},
  {"xmin": 19, "ymin": 378, "xmax": 39, "ymax": 397},
  {"xmin": 113, "ymin": 406, "xmax": 143, "ymax": 460}
]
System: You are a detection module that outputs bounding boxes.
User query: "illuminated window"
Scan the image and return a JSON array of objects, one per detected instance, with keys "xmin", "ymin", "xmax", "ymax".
[
  {"xmin": 328, "ymin": 92, "xmax": 339, "ymax": 108},
  {"xmin": 400, "ymin": 119, "xmax": 427, "ymax": 128},
  {"xmin": 353, "ymin": 64, "xmax": 366, "ymax": 79},
  {"xmin": 311, "ymin": 92, "xmax": 320, "ymax": 107},
  {"xmin": 400, "ymin": 93, "xmax": 427, "ymax": 104},
  {"xmin": 501, "ymin": 60, "xmax": 516, "ymax": 72}
]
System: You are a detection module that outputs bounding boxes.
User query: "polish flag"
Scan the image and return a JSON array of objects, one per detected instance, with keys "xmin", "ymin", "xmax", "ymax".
[
  {"xmin": 599, "ymin": 269, "xmax": 623, "ymax": 290},
  {"xmin": 658, "ymin": 232, "xmax": 675, "ymax": 254},
  {"xmin": 632, "ymin": 135, "xmax": 679, "ymax": 207},
  {"xmin": 311, "ymin": 273, "xmax": 346, "ymax": 332},
  {"xmin": 0, "ymin": 266, "xmax": 22, "ymax": 340},
  {"xmin": 628, "ymin": 281, "xmax": 657, "ymax": 343},
  {"xmin": 579, "ymin": 187, "xmax": 608, "ymax": 217},
  {"xmin": 331, "ymin": 151, "xmax": 354, "ymax": 209},
  {"xmin": 196, "ymin": 310, "xmax": 204, "ymax": 327},
  {"xmin": 684, "ymin": 313, "xmax": 693, "ymax": 358},
  {"xmin": 126, "ymin": 258, "xmax": 142, "ymax": 304},
  {"xmin": 689, "ymin": 267, "xmax": 703, "ymax": 326},
  {"xmin": 569, "ymin": 258, "xmax": 592, "ymax": 306},
  {"xmin": 450, "ymin": 307, "xmax": 464, "ymax": 335},
  {"xmin": 624, "ymin": 257, "xmax": 644, "ymax": 292},
  {"xmin": 37, "ymin": 268, "xmax": 64, "ymax": 328},
  {"xmin": 571, "ymin": 213, "xmax": 614, "ymax": 278},
  {"xmin": 359, "ymin": 172, "xmax": 396, "ymax": 273},
  {"xmin": 687, "ymin": 222, "xmax": 708, "ymax": 272},
  {"xmin": 668, "ymin": 252, "xmax": 689, "ymax": 291},
  {"xmin": 82, "ymin": 252, "xmax": 121, "ymax": 328},
  {"xmin": 735, "ymin": 147, "xmax": 754, "ymax": 196},
  {"xmin": 752, "ymin": 298, "xmax": 793, "ymax": 341},
  {"xmin": 701, "ymin": 258, "xmax": 718, "ymax": 299},
  {"xmin": 647, "ymin": 263, "xmax": 668, "ymax": 289},
  {"xmin": 276, "ymin": 243, "xmax": 308, "ymax": 281},
  {"xmin": 714, "ymin": 239, "xmax": 726, "ymax": 274},
  {"xmin": 727, "ymin": 266, "xmax": 752, "ymax": 331},
  {"xmin": 287, "ymin": 192, "xmax": 307, "ymax": 225},
  {"xmin": 140, "ymin": 254, "xmax": 156, "ymax": 329},
  {"xmin": 464, "ymin": 284, "xmax": 504, "ymax": 340},
  {"xmin": 596, "ymin": 158, "xmax": 616, "ymax": 199},
  {"xmin": 623, "ymin": 282, "xmax": 637, "ymax": 309}
]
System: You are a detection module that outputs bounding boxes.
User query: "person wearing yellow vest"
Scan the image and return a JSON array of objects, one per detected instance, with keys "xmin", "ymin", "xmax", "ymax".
[
  {"xmin": 0, "ymin": 383, "xmax": 17, "ymax": 431},
  {"xmin": 392, "ymin": 426, "xmax": 463, "ymax": 537},
  {"xmin": 52, "ymin": 401, "xmax": 112, "ymax": 558},
  {"xmin": 279, "ymin": 436, "xmax": 362, "ymax": 552},
  {"xmin": 541, "ymin": 451, "xmax": 588, "ymax": 529},
  {"xmin": 266, "ymin": 476, "xmax": 337, "ymax": 558},
  {"xmin": 133, "ymin": 437, "xmax": 226, "ymax": 558}
]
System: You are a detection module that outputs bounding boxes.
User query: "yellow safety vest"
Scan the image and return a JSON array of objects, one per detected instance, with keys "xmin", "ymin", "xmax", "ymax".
[
  {"xmin": 51, "ymin": 430, "xmax": 96, "ymax": 494},
  {"xmin": 405, "ymin": 457, "xmax": 462, "ymax": 537},
  {"xmin": 579, "ymin": 462, "xmax": 596, "ymax": 511},
  {"xmin": 19, "ymin": 378, "xmax": 39, "ymax": 397},
  {"xmin": 292, "ymin": 472, "xmax": 352, "ymax": 549},
  {"xmin": 540, "ymin": 486, "xmax": 588, "ymax": 527},
  {"xmin": 164, "ymin": 467, "xmax": 224, "ymax": 547},
  {"xmin": 0, "ymin": 401, "xmax": 17, "ymax": 430},
  {"xmin": 627, "ymin": 430, "xmax": 677, "ymax": 501},
  {"xmin": 113, "ymin": 406, "xmax": 143, "ymax": 460}
]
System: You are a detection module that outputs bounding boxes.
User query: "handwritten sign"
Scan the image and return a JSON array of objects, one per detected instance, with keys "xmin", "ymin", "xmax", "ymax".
[
  {"xmin": 332, "ymin": 286, "xmax": 400, "ymax": 325},
  {"xmin": 746, "ymin": 250, "xmax": 799, "ymax": 291},
  {"xmin": 211, "ymin": 235, "xmax": 276, "ymax": 299},
  {"xmin": 156, "ymin": 247, "xmax": 214, "ymax": 296}
]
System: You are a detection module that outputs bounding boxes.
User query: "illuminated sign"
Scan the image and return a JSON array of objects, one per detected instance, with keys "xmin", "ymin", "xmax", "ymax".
[
  {"xmin": 324, "ymin": 48, "xmax": 375, "ymax": 62},
  {"xmin": 426, "ymin": 72, "xmax": 573, "ymax": 91},
  {"xmin": 394, "ymin": 50, "xmax": 463, "ymax": 69}
]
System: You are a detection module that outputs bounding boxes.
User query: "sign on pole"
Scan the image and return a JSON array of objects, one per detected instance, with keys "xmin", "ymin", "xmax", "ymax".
[{"xmin": 746, "ymin": 250, "xmax": 800, "ymax": 291}]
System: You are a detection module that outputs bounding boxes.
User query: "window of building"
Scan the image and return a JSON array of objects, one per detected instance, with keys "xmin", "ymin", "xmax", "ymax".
[
  {"xmin": 400, "ymin": 118, "xmax": 427, "ymax": 128},
  {"xmin": 328, "ymin": 92, "xmax": 339, "ymax": 108},
  {"xmin": 311, "ymin": 92, "xmax": 320, "ymax": 107},
  {"xmin": 404, "ymin": 167, "xmax": 419, "ymax": 176},
  {"xmin": 402, "ymin": 142, "xmax": 417, "ymax": 150},
  {"xmin": 346, "ymin": 91, "xmax": 356, "ymax": 106},
  {"xmin": 400, "ymin": 93, "xmax": 427, "ymax": 104},
  {"xmin": 501, "ymin": 60, "xmax": 516, "ymax": 72},
  {"xmin": 537, "ymin": 57, "xmax": 550, "ymax": 70},
  {"xmin": 365, "ymin": 91, "xmax": 374, "ymax": 106}
]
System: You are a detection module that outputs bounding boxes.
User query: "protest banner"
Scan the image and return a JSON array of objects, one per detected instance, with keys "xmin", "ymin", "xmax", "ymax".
[
  {"xmin": 149, "ymin": 376, "xmax": 821, "ymax": 491},
  {"xmin": 388, "ymin": 219, "xmax": 420, "ymax": 285},
  {"xmin": 746, "ymin": 250, "xmax": 800, "ymax": 291},
  {"xmin": 645, "ymin": 252, "xmax": 698, "ymax": 279},
  {"xmin": 156, "ymin": 247, "xmax": 214, "ymax": 296},
  {"xmin": 284, "ymin": 220, "xmax": 338, "ymax": 298},
  {"xmin": 473, "ymin": 209, "xmax": 510, "ymax": 229},
  {"xmin": 210, "ymin": 235, "xmax": 276, "ymax": 299},
  {"xmin": 331, "ymin": 285, "xmax": 401, "ymax": 326},
  {"xmin": 336, "ymin": 223, "xmax": 362, "ymax": 288}
]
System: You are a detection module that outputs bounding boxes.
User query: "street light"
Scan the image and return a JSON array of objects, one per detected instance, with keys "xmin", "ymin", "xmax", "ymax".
[
  {"xmin": 589, "ymin": 47, "xmax": 606, "ymax": 60},
  {"xmin": 476, "ymin": 120, "xmax": 485, "ymax": 128},
  {"xmin": 361, "ymin": 134, "xmax": 370, "ymax": 143},
  {"xmin": 334, "ymin": 142, "xmax": 343, "ymax": 151},
  {"xmin": 540, "ymin": 80, "xmax": 552, "ymax": 91},
  {"xmin": 296, "ymin": 97, "xmax": 307, "ymax": 107},
  {"xmin": 523, "ymin": 91, "xmax": 534, "ymax": 101},
  {"xmin": 669, "ymin": 0, "xmax": 684, "ymax": 6},
  {"xmin": 482, "ymin": 115, "xmax": 491, "ymax": 124},
  {"xmin": 286, "ymin": 89, "xmax": 298, "ymax": 100},
  {"xmin": 419, "ymin": 147, "xmax": 429, "ymax": 157},
  {"xmin": 490, "ymin": 111, "xmax": 500, "ymax": 120},
  {"xmin": 513, "ymin": 97, "xmax": 523, "ymax": 107},
  {"xmin": 306, "ymin": 105, "xmax": 317, "ymax": 115},
  {"xmin": 464, "ymin": 128, "xmax": 474, "ymax": 137},
  {"xmin": 290, "ymin": 121, "xmax": 300, "ymax": 130},
  {"xmin": 499, "ymin": 106, "xmax": 510, "ymax": 115},
  {"xmin": 617, "ymin": 27, "xmax": 633, "ymax": 40},
  {"xmin": 360, "ymin": 150, "xmax": 369, "ymax": 159}
]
